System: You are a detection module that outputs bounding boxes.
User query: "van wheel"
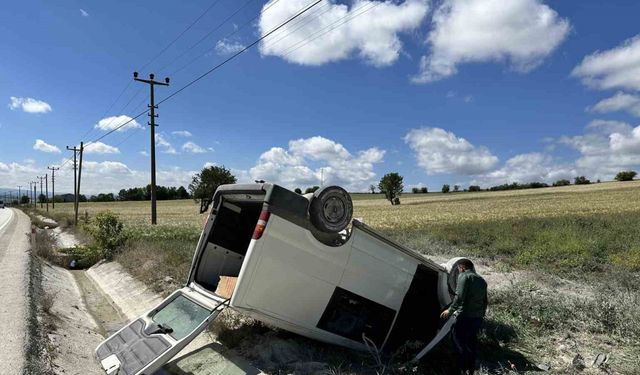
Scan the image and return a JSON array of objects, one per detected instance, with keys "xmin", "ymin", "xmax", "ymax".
[{"xmin": 309, "ymin": 186, "xmax": 353, "ymax": 233}]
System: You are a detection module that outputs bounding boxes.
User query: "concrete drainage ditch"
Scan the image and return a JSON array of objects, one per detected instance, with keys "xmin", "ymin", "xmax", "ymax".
[{"xmin": 40, "ymin": 225, "xmax": 261, "ymax": 375}]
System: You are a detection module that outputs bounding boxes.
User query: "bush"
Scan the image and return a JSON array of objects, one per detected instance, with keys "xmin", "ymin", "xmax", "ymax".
[
  {"xmin": 420, "ymin": 187, "xmax": 428, "ymax": 193},
  {"xmin": 304, "ymin": 186, "xmax": 319, "ymax": 194},
  {"xmin": 469, "ymin": 185, "xmax": 481, "ymax": 192},
  {"xmin": 294, "ymin": 188, "xmax": 302, "ymax": 194},
  {"xmin": 574, "ymin": 176, "xmax": 591, "ymax": 185},
  {"xmin": 553, "ymin": 179, "xmax": 571, "ymax": 187},
  {"xmin": 615, "ymin": 170, "xmax": 637, "ymax": 181},
  {"xmin": 84, "ymin": 211, "xmax": 128, "ymax": 260},
  {"xmin": 411, "ymin": 187, "xmax": 420, "ymax": 194},
  {"xmin": 442, "ymin": 184, "xmax": 450, "ymax": 193},
  {"xmin": 60, "ymin": 245, "xmax": 103, "ymax": 268}
]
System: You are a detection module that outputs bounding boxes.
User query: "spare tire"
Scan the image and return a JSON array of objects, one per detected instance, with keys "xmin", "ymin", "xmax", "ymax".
[
  {"xmin": 309, "ymin": 186, "xmax": 353, "ymax": 233},
  {"xmin": 443, "ymin": 257, "xmax": 476, "ymax": 296}
]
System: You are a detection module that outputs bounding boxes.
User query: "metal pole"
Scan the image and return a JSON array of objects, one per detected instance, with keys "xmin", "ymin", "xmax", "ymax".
[
  {"xmin": 32, "ymin": 182, "xmax": 37, "ymax": 209},
  {"xmin": 67, "ymin": 146, "xmax": 78, "ymax": 222},
  {"xmin": 134, "ymin": 72, "xmax": 169, "ymax": 225},
  {"xmin": 76, "ymin": 142, "xmax": 84, "ymax": 225},
  {"xmin": 39, "ymin": 176, "xmax": 44, "ymax": 208},
  {"xmin": 48, "ymin": 166, "xmax": 59, "ymax": 209},
  {"xmin": 149, "ymin": 81, "xmax": 157, "ymax": 225},
  {"xmin": 18, "ymin": 186, "xmax": 21, "ymax": 205},
  {"xmin": 45, "ymin": 174, "xmax": 49, "ymax": 212}
]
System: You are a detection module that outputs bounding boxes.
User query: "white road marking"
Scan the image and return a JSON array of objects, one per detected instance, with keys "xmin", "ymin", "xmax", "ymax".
[{"xmin": 0, "ymin": 208, "xmax": 15, "ymax": 233}]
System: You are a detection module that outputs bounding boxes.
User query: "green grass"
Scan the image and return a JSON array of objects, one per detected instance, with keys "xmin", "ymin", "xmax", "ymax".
[{"xmin": 386, "ymin": 211, "xmax": 640, "ymax": 272}]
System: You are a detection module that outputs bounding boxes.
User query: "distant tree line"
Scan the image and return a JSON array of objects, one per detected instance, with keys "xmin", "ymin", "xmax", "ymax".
[{"xmin": 117, "ymin": 185, "xmax": 190, "ymax": 201}]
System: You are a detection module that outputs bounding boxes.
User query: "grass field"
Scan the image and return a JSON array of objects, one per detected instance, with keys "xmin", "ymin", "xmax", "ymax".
[
  {"xmin": 46, "ymin": 180, "xmax": 640, "ymax": 229},
  {"xmin": 45, "ymin": 180, "xmax": 640, "ymax": 271},
  {"xmin": 32, "ymin": 180, "xmax": 640, "ymax": 373}
]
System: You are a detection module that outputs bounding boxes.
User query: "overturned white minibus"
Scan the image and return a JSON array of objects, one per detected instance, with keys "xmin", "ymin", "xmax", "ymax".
[{"xmin": 96, "ymin": 183, "xmax": 468, "ymax": 375}]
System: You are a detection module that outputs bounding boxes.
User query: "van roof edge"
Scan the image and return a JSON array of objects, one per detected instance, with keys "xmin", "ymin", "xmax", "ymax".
[{"xmin": 352, "ymin": 220, "xmax": 445, "ymax": 272}]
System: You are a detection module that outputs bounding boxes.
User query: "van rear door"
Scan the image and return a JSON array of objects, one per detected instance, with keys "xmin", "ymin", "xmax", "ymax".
[{"xmin": 95, "ymin": 287, "xmax": 227, "ymax": 375}]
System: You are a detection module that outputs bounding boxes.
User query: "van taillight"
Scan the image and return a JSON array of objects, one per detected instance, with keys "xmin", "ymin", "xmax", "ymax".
[{"xmin": 252, "ymin": 211, "xmax": 270, "ymax": 240}]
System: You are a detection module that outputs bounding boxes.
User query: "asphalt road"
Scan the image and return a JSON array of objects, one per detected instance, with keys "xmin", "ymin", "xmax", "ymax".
[{"xmin": 0, "ymin": 208, "xmax": 31, "ymax": 375}]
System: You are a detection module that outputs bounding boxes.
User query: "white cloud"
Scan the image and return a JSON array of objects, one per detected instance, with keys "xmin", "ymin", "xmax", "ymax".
[
  {"xmin": 171, "ymin": 130, "xmax": 192, "ymax": 137},
  {"xmin": 139, "ymin": 151, "xmax": 149, "ymax": 157},
  {"xmin": 215, "ymin": 39, "xmax": 245, "ymax": 55},
  {"xmin": 83, "ymin": 161, "xmax": 131, "ymax": 174},
  {"xmin": 249, "ymin": 136, "xmax": 385, "ymax": 191},
  {"xmin": 8, "ymin": 97, "xmax": 52, "ymax": 113},
  {"xmin": 473, "ymin": 153, "xmax": 576, "ymax": 186},
  {"xmin": 258, "ymin": 0, "xmax": 428, "ymax": 67},
  {"xmin": 0, "ymin": 158, "xmax": 199, "ymax": 196},
  {"xmin": 558, "ymin": 121, "xmax": 640, "ymax": 180},
  {"xmin": 589, "ymin": 92, "xmax": 640, "ymax": 117},
  {"xmin": 33, "ymin": 139, "xmax": 61, "ymax": 153},
  {"xmin": 0, "ymin": 160, "xmax": 39, "ymax": 188},
  {"xmin": 585, "ymin": 119, "xmax": 633, "ymax": 135},
  {"xmin": 404, "ymin": 127, "xmax": 498, "ymax": 175},
  {"xmin": 413, "ymin": 0, "xmax": 569, "ymax": 83},
  {"xmin": 95, "ymin": 115, "xmax": 143, "ymax": 132},
  {"xmin": 182, "ymin": 141, "xmax": 208, "ymax": 154},
  {"xmin": 572, "ymin": 34, "xmax": 640, "ymax": 91},
  {"xmin": 155, "ymin": 134, "xmax": 177, "ymax": 154},
  {"xmin": 84, "ymin": 141, "xmax": 120, "ymax": 154},
  {"xmin": 80, "ymin": 9, "xmax": 89, "ymax": 17}
]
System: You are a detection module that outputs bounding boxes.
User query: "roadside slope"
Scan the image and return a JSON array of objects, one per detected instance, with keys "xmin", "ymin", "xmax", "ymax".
[{"xmin": 0, "ymin": 208, "xmax": 31, "ymax": 375}]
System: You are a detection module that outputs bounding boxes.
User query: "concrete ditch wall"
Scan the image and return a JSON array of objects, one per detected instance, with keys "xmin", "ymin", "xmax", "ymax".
[{"xmin": 85, "ymin": 261, "xmax": 262, "ymax": 375}]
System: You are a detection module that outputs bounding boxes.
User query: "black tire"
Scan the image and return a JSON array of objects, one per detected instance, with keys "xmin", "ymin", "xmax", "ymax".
[{"xmin": 309, "ymin": 186, "xmax": 353, "ymax": 233}]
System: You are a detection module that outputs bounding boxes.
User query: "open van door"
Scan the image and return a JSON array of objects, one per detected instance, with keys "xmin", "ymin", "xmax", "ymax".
[
  {"xmin": 95, "ymin": 287, "xmax": 227, "ymax": 375},
  {"xmin": 412, "ymin": 315, "xmax": 456, "ymax": 362}
]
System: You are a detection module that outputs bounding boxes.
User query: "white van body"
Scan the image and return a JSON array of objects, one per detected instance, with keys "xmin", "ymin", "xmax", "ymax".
[{"xmin": 96, "ymin": 184, "xmax": 463, "ymax": 375}]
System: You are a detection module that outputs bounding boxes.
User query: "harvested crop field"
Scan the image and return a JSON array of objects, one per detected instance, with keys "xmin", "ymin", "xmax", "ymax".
[
  {"xmin": 47, "ymin": 180, "xmax": 640, "ymax": 229},
  {"xmin": 47, "ymin": 181, "xmax": 640, "ymax": 271}
]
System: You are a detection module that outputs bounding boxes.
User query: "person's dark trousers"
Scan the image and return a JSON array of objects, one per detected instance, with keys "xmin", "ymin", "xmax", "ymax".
[{"xmin": 452, "ymin": 316, "xmax": 483, "ymax": 374}]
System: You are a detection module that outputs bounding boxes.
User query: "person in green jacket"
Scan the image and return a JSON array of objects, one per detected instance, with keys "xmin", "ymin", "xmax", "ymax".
[{"xmin": 440, "ymin": 259, "xmax": 488, "ymax": 375}]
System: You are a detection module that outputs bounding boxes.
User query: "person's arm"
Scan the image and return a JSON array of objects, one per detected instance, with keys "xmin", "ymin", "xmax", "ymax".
[{"xmin": 448, "ymin": 273, "xmax": 468, "ymax": 314}]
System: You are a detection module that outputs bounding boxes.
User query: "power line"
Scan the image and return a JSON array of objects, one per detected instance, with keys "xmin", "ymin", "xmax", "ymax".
[
  {"xmin": 259, "ymin": 1, "xmax": 334, "ymax": 50},
  {"xmin": 170, "ymin": 0, "xmax": 287, "ymax": 76},
  {"xmin": 280, "ymin": 1, "xmax": 381, "ymax": 58},
  {"xmin": 139, "ymin": 0, "xmax": 225, "ymax": 72},
  {"xmin": 156, "ymin": 0, "xmax": 258, "ymax": 75},
  {"xmin": 69, "ymin": 0, "xmax": 225, "ymax": 152},
  {"xmin": 84, "ymin": 0, "xmax": 324, "ymax": 144},
  {"xmin": 50, "ymin": 0, "xmax": 333, "ymax": 174},
  {"xmin": 158, "ymin": 0, "xmax": 325, "ymax": 106}
]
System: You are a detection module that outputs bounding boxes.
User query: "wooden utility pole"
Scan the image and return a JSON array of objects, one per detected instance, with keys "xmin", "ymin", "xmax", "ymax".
[
  {"xmin": 45, "ymin": 173, "xmax": 49, "ymax": 212},
  {"xmin": 67, "ymin": 145, "xmax": 79, "ymax": 224},
  {"xmin": 48, "ymin": 166, "xmax": 59, "ymax": 209},
  {"xmin": 38, "ymin": 176, "xmax": 44, "ymax": 208},
  {"xmin": 31, "ymin": 181, "xmax": 37, "ymax": 208},
  {"xmin": 133, "ymin": 72, "xmax": 170, "ymax": 225},
  {"xmin": 75, "ymin": 142, "xmax": 84, "ymax": 225},
  {"xmin": 17, "ymin": 186, "xmax": 22, "ymax": 205}
]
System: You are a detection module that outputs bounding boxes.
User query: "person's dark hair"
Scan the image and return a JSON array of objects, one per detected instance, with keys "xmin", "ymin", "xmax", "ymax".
[{"xmin": 458, "ymin": 258, "xmax": 474, "ymax": 270}]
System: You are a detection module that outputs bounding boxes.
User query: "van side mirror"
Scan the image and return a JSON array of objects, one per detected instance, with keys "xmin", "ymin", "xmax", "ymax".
[{"xmin": 199, "ymin": 198, "xmax": 212, "ymax": 214}]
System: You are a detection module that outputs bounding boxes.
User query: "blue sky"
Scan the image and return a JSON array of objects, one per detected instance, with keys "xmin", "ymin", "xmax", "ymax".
[{"xmin": 2, "ymin": 0, "xmax": 640, "ymax": 194}]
